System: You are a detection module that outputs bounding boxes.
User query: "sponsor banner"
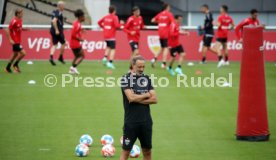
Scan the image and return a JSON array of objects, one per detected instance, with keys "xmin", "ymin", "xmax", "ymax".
[{"xmin": 0, "ymin": 30, "xmax": 275, "ymax": 61}]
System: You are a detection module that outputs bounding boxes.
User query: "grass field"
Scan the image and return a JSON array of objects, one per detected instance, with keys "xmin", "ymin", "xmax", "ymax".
[{"xmin": 0, "ymin": 60, "xmax": 275, "ymax": 160}]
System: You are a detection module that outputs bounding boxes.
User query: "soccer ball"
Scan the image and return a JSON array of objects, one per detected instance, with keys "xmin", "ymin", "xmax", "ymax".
[
  {"xmin": 79, "ymin": 134, "xmax": 93, "ymax": 146},
  {"xmin": 101, "ymin": 134, "xmax": 114, "ymax": 145},
  {"xmin": 130, "ymin": 145, "xmax": 141, "ymax": 158},
  {"xmin": 101, "ymin": 144, "xmax": 115, "ymax": 157},
  {"xmin": 75, "ymin": 144, "xmax": 89, "ymax": 157}
]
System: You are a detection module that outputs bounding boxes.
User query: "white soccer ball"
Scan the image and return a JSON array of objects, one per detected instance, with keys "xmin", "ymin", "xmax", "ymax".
[
  {"xmin": 101, "ymin": 134, "xmax": 114, "ymax": 145},
  {"xmin": 101, "ymin": 144, "xmax": 115, "ymax": 157},
  {"xmin": 130, "ymin": 145, "xmax": 141, "ymax": 158},
  {"xmin": 75, "ymin": 144, "xmax": 89, "ymax": 157},
  {"xmin": 80, "ymin": 134, "xmax": 93, "ymax": 146}
]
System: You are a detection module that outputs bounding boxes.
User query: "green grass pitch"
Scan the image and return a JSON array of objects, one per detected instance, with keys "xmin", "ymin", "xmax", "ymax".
[{"xmin": 0, "ymin": 60, "xmax": 275, "ymax": 160}]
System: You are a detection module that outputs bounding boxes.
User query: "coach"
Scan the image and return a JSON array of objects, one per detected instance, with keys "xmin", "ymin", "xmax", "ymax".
[{"xmin": 120, "ymin": 56, "xmax": 158, "ymax": 160}]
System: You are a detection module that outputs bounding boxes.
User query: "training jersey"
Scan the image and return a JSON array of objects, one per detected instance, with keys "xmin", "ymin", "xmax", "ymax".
[
  {"xmin": 216, "ymin": 14, "xmax": 234, "ymax": 38},
  {"xmin": 124, "ymin": 15, "xmax": 144, "ymax": 42},
  {"xmin": 50, "ymin": 9, "xmax": 64, "ymax": 34},
  {"xmin": 153, "ymin": 10, "xmax": 174, "ymax": 39},
  {"xmin": 168, "ymin": 20, "xmax": 181, "ymax": 48},
  {"xmin": 98, "ymin": 14, "xmax": 121, "ymax": 40},
  {"xmin": 121, "ymin": 73, "xmax": 154, "ymax": 124},
  {"xmin": 70, "ymin": 20, "xmax": 82, "ymax": 49},
  {"xmin": 8, "ymin": 17, "xmax": 22, "ymax": 44},
  {"xmin": 203, "ymin": 12, "xmax": 214, "ymax": 36},
  {"xmin": 235, "ymin": 17, "xmax": 260, "ymax": 40}
]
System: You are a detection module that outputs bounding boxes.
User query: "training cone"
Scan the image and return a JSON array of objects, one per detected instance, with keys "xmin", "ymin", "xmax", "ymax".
[{"xmin": 236, "ymin": 26, "xmax": 270, "ymax": 141}]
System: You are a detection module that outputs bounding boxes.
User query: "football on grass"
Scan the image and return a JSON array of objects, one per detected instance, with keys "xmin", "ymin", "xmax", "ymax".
[
  {"xmin": 101, "ymin": 144, "xmax": 115, "ymax": 157},
  {"xmin": 80, "ymin": 134, "xmax": 93, "ymax": 146},
  {"xmin": 75, "ymin": 144, "xmax": 89, "ymax": 157}
]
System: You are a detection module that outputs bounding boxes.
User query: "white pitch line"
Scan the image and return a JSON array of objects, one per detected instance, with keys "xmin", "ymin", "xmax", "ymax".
[{"xmin": 39, "ymin": 148, "xmax": 51, "ymax": 151}]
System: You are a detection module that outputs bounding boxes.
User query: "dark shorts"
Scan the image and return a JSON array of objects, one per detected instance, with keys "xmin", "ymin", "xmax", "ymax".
[
  {"xmin": 170, "ymin": 45, "xmax": 184, "ymax": 57},
  {"xmin": 12, "ymin": 44, "xmax": 23, "ymax": 52},
  {"xmin": 129, "ymin": 41, "xmax": 139, "ymax": 52},
  {"xmin": 160, "ymin": 39, "xmax": 168, "ymax": 48},
  {"xmin": 51, "ymin": 32, "xmax": 66, "ymax": 45},
  {"xmin": 203, "ymin": 36, "xmax": 213, "ymax": 47},
  {"xmin": 122, "ymin": 122, "xmax": 153, "ymax": 151},
  {"xmin": 72, "ymin": 47, "xmax": 83, "ymax": 57},
  {"xmin": 106, "ymin": 40, "xmax": 116, "ymax": 49},
  {"xmin": 216, "ymin": 38, "xmax": 228, "ymax": 43}
]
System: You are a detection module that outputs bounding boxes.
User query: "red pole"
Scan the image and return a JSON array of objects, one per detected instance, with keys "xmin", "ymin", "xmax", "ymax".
[{"xmin": 236, "ymin": 26, "xmax": 269, "ymax": 141}]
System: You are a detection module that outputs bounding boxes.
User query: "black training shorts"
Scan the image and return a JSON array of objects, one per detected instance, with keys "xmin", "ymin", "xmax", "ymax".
[
  {"xmin": 12, "ymin": 44, "xmax": 23, "ymax": 52},
  {"xmin": 51, "ymin": 32, "xmax": 66, "ymax": 45},
  {"xmin": 170, "ymin": 45, "xmax": 184, "ymax": 57},
  {"xmin": 160, "ymin": 39, "xmax": 168, "ymax": 48},
  {"xmin": 129, "ymin": 41, "xmax": 139, "ymax": 52},
  {"xmin": 122, "ymin": 122, "xmax": 153, "ymax": 151},
  {"xmin": 216, "ymin": 38, "xmax": 228, "ymax": 43},
  {"xmin": 106, "ymin": 40, "xmax": 116, "ymax": 49},
  {"xmin": 203, "ymin": 35, "xmax": 213, "ymax": 47},
  {"xmin": 72, "ymin": 47, "xmax": 83, "ymax": 57}
]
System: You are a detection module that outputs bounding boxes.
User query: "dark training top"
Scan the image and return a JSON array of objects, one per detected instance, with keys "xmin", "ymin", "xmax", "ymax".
[
  {"xmin": 50, "ymin": 10, "xmax": 64, "ymax": 34},
  {"xmin": 121, "ymin": 72, "xmax": 154, "ymax": 124},
  {"xmin": 203, "ymin": 12, "xmax": 214, "ymax": 36}
]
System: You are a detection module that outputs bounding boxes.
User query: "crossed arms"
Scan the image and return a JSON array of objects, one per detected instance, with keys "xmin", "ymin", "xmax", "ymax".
[{"xmin": 124, "ymin": 89, "xmax": 157, "ymax": 105}]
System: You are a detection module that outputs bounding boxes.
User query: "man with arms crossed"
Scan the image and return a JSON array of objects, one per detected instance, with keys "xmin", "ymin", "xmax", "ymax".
[{"xmin": 120, "ymin": 56, "xmax": 158, "ymax": 160}]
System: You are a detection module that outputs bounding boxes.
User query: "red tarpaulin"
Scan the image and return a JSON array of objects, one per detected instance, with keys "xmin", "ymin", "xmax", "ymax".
[{"xmin": 0, "ymin": 30, "xmax": 276, "ymax": 61}]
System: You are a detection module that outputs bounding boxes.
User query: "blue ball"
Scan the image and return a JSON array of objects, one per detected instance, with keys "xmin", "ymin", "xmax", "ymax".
[{"xmin": 75, "ymin": 144, "xmax": 89, "ymax": 157}]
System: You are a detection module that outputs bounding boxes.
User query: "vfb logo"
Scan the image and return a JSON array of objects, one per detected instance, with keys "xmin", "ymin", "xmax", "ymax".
[{"xmin": 147, "ymin": 36, "xmax": 161, "ymax": 56}]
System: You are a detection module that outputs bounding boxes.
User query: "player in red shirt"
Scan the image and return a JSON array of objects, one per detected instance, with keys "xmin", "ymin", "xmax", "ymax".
[
  {"xmin": 212, "ymin": 5, "xmax": 234, "ymax": 68},
  {"xmin": 167, "ymin": 15, "xmax": 189, "ymax": 76},
  {"xmin": 98, "ymin": 5, "xmax": 123, "ymax": 69},
  {"xmin": 69, "ymin": 9, "xmax": 85, "ymax": 75},
  {"xmin": 5, "ymin": 9, "xmax": 26, "ymax": 73},
  {"xmin": 151, "ymin": 3, "xmax": 174, "ymax": 68},
  {"xmin": 235, "ymin": 9, "xmax": 260, "ymax": 42},
  {"xmin": 123, "ymin": 6, "xmax": 144, "ymax": 70}
]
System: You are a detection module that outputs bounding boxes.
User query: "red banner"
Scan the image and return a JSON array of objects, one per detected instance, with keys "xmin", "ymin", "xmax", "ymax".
[{"xmin": 0, "ymin": 29, "xmax": 276, "ymax": 61}]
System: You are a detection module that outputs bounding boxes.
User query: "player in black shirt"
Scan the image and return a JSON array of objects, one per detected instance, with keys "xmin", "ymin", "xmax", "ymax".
[
  {"xmin": 49, "ymin": 1, "xmax": 66, "ymax": 65},
  {"xmin": 120, "ymin": 56, "xmax": 157, "ymax": 160},
  {"xmin": 200, "ymin": 4, "xmax": 216, "ymax": 64}
]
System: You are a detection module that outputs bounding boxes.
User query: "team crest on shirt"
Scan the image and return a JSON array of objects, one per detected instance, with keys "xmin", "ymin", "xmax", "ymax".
[
  {"xmin": 125, "ymin": 138, "xmax": 130, "ymax": 146},
  {"xmin": 147, "ymin": 36, "xmax": 161, "ymax": 56},
  {"xmin": 142, "ymin": 80, "xmax": 148, "ymax": 87}
]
